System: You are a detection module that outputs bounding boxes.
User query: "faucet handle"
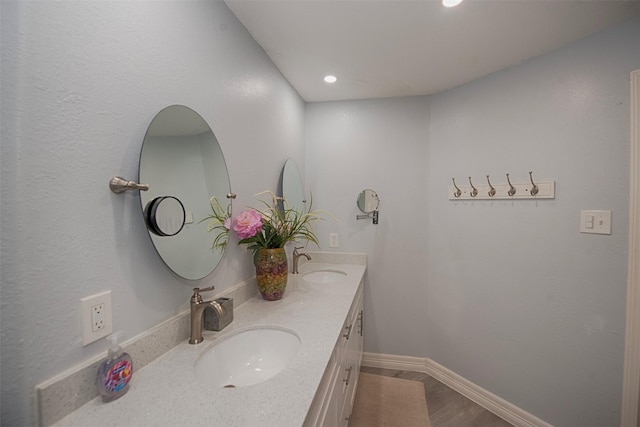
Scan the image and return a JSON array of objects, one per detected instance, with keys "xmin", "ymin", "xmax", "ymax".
[{"xmin": 191, "ymin": 286, "xmax": 215, "ymax": 303}]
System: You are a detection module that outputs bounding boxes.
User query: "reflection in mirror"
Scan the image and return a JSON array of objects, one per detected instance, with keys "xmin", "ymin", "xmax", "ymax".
[
  {"xmin": 278, "ymin": 159, "xmax": 306, "ymax": 213},
  {"xmin": 145, "ymin": 196, "xmax": 186, "ymax": 237},
  {"xmin": 139, "ymin": 105, "xmax": 231, "ymax": 280},
  {"xmin": 357, "ymin": 189, "xmax": 379, "ymax": 213}
]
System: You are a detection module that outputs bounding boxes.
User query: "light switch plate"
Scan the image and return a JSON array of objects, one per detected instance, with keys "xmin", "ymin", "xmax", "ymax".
[{"xmin": 580, "ymin": 210, "xmax": 612, "ymax": 235}]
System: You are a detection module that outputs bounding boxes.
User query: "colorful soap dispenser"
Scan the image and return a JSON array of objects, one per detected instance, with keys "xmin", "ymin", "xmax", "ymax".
[{"xmin": 96, "ymin": 332, "xmax": 133, "ymax": 402}]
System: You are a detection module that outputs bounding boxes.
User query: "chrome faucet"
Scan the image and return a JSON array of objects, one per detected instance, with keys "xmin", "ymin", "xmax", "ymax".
[
  {"xmin": 189, "ymin": 286, "xmax": 224, "ymax": 344},
  {"xmin": 292, "ymin": 247, "xmax": 311, "ymax": 274}
]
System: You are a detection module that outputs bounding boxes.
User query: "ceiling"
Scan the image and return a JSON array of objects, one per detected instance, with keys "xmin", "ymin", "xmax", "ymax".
[{"xmin": 225, "ymin": 0, "xmax": 640, "ymax": 102}]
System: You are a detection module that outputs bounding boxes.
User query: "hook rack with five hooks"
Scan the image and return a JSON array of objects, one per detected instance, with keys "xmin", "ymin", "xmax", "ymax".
[{"xmin": 449, "ymin": 172, "xmax": 555, "ymax": 200}]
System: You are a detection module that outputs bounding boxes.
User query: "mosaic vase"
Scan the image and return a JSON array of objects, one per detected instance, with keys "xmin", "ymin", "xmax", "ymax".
[{"xmin": 255, "ymin": 248, "xmax": 288, "ymax": 301}]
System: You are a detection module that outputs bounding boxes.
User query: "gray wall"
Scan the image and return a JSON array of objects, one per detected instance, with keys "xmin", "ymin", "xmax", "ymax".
[
  {"xmin": 306, "ymin": 16, "xmax": 640, "ymax": 427},
  {"xmin": 0, "ymin": 2, "xmax": 304, "ymax": 426},
  {"xmin": 306, "ymin": 96, "xmax": 431, "ymax": 356}
]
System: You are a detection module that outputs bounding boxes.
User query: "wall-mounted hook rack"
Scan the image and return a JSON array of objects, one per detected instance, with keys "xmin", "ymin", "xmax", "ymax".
[{"xmin": 448, "ymin": 172, "xmax": 555, "ymax": 200}]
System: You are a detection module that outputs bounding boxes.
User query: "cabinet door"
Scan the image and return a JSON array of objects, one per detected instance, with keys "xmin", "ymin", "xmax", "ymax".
[
  {"xmin": 322, "ymin": 365, "xmax": 341, "ymax": 427},
  {"xmin": 341, "ymin": 287, "xmax": 364, "ymax": 423},
  {"xmin": 355, "ymin": 298, "xmax": 364, "ymax": 382},
  {"xmin": 304, "ymin": 347, "xmax": 338, "ymax": 427},
  {"xmin": 334, "ymin": 364, "xmax": 351, "ymax": 426},
  {"xmin": 306, "ymin": 281, "xmax": 365, "ymax": 427}
]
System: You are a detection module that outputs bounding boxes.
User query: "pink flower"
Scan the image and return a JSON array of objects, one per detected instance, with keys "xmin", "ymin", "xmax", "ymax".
[
  {"xmin": 233, "ymin": 210, "xmax": 263, "ymax": 239},
  {"xmin": 223, "ymin": 217, "xmax": 231, "ymax": 230}
]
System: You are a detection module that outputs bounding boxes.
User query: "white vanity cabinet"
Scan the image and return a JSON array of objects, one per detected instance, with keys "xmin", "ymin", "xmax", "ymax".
[{"xmin": 304, "ymin": 281, "xmax": 364, "ymax": 427}]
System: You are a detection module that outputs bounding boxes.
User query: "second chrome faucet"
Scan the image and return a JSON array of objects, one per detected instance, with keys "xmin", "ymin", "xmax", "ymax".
[{"xmin": 292, "ymin": 247, "xmax": 311, "ymax": 274}]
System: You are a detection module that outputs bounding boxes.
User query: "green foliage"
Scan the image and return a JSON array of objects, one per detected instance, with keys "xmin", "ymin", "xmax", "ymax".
[
  {"xmin": 200, "ymin": 196, "xmax": 231, "ymax": 252},
  {"xmin": 238, "ymin": 191, "xmax": 331, "ymax": 263}
]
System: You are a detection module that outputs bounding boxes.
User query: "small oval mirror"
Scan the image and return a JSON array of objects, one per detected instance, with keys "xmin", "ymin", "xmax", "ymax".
[
  {"xmin": 279, "ymin": 159, "xmax": 305, "ymax": 213},
  {"xmin": 357, "ymin": 189, "xmax": 379, "ymax": 213}
]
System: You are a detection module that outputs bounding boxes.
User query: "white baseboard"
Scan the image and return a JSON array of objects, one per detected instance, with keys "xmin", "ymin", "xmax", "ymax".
[{"xmin": 362, "ymin": 352, "xmax": 553, "ymax": 427}]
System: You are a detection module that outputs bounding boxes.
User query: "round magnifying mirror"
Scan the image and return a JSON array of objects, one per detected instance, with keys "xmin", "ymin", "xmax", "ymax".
[
  {"xmin": 357, "ymin": 189, "xmax": 379, "ymax": 213},
  {"xmin": 139, "ymin": 105, "xmax": 231, "ymax": 280},
  {"xmin": 145, "ymin": 196, "xmax": 186, "ymax": 237},
  {"xmin": 278, "ymin": 159, "xmax": 306, "ymax": 213}
]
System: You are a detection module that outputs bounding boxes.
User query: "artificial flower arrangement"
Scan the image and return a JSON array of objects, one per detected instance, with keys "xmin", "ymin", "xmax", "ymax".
[
  {"xmin": 203, "ymin": 191, "xmax": 330, "ymax": 258},
  {"xmin": 233, "ymin": 191, "xmax": 325, "ymax": 263},
  {"xmin": 204, "ymin": 190, "xmax": 329, "ymax": 300}
]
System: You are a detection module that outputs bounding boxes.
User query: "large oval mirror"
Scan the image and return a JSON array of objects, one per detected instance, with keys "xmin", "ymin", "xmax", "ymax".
[
  {"xmin": 139, "ymin": 105, "xmax": 231, "ymax": 280},
  {"xmin": 278, "ymin": 158, "xmax": 306, "ymax": 213}
]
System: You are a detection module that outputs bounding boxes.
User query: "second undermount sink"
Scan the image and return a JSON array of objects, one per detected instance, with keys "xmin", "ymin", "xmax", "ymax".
[
  {"xmin": 302, "ymin": 269, "xmax": 347, "ymax": 284},
  {"xmin": 194, "ymin": 326, "xmax": 300, "ymax": 388}
]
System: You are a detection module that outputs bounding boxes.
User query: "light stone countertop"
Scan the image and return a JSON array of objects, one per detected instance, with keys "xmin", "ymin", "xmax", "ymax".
[{"xmin": 53, "ymin": 254, "xmax": 366, "ymax": 427}]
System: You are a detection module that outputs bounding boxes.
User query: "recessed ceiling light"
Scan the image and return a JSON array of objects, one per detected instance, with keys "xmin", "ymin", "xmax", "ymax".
[
  {"xmin": 442, "ymin": 0, "xmax": 463, "ymax": 7},
  {"xmin": 324, "ymin": 75, "xmax": 337, "ymax": 83}
]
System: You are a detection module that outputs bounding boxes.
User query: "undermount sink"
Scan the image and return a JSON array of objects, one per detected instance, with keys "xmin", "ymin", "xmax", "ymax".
[
  {"xmin": 302, "ymin": 269, "xmax": 347, "ymax": 284},
  {"xmin": 194, "ymin": 326, "xmax": 300, "ymax": 388}
]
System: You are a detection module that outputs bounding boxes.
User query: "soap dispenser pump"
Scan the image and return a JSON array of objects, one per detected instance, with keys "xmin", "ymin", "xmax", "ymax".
[{"xmin": 96, "ymin": 332, "xmax": 133, "ymax": 402}]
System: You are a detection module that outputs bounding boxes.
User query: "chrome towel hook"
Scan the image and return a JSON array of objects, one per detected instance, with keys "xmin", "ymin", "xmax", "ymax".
[
  {"xmin": 506, "ymin": 173, "xmax": 516, "ymax": 196},
  {"xmin": 528, "ymin": 171, "xmax": 539, "ymax": 196},
  {"xmin": 452, "ymin": 178, "xmax": 462, "ymax": 198},
  {"xmin": 468, "ymin": 177, "xmax": 478, "ymax": 197},
  {"xmin": 486, "ymin": 175, "xmax": 496, "ymax": 197}
]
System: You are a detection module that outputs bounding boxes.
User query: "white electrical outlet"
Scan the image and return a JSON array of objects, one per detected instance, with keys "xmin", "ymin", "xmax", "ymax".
[
  {"xmin": 81, "ymin": 291, "xmax": 113, "ymax": 346},
  {"xmin": 92, "ymin": 303, "xmax": 106, "ymax": 331},
  {"xmin": 329, "ymin": 233, "xmax": 339, "ymax": 248}
]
